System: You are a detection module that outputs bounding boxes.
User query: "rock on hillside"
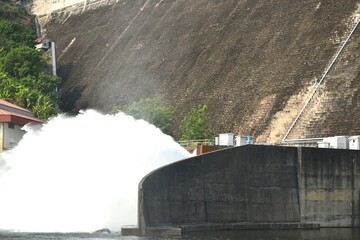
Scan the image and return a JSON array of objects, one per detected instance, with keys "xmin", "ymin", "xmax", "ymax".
[{"xmin": 37, "ymin": 0, "xmax": 360, "ymax": 141}]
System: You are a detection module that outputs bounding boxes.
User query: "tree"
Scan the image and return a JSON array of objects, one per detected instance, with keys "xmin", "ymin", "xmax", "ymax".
[
  {"xmin": 0, "ymin": 15, "xmax": 62, "ymax": 120},
  {"xmin": 180, "ymin": 104, "xmax": 213, "ymax": 140},
  {"xmin": 0, "ymin": 70, "xmax": 15, "ymax": 101},
  {"xmin": 0, "ymin": 1, "xmax": 29, "ymax": 22},
  {"xmin": 0, "ymin": 46, "xmax": 61, "ymax": 119},
  {"xmin": 0, "ymin": 19, "xmax": 37, "ymax": 51},
  {"xmin": 0, "ymin": 45, "xmax": 46, "ymax": 79},
  {"xmin": 112, "ymin": 97, "xmax": 175, "ymax": 136},
  {"xmin": 0, "ymin": 71, "xmax": 60, "ymax": 119},
  {"xmin": 31, "ymin": 94, "xmax": 60, "ymax": 120}
]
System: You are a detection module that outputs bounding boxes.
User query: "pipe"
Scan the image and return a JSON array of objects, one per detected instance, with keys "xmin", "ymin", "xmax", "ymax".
[
  {"xmin": 34, "ymin": 16, "xmax": 41, "ymax": 37},
  {"xmin": 51, "ymin": 42, "xmax": 57, "ymax": 77}
]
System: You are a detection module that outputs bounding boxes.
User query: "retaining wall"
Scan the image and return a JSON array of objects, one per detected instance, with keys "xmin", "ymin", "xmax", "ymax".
[
  {"xmin": 37, "ymin": 0, "xmax": 360, "ymax": 140},
  {"xmin": 138, "ymin": 145, "xmax": 360, "ymax": 235}
]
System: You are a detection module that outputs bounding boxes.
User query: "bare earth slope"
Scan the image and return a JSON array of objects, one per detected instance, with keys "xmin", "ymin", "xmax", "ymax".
[{"xmin": 43, "ymin": 0, "xmax": 360, "ymax": 140}]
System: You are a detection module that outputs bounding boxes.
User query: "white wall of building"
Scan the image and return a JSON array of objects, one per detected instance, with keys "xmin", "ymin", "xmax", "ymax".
[
  {"xmin": 2, "ymin": 123, "xmax": 25, "ymax": 151},
  {"xmin": 349, "ymin": 136, "xmax": 360, "ymax": 150},
  {"xmin": 218, "ymin": 133, "xmax": 234, "ymax": 146},
  {"xmin": 0, "ymin": 123, "xmax": 3, "ymax": 153}
]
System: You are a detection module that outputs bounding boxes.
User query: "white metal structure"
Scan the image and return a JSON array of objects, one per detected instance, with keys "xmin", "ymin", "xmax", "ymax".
[
  {"xmin": 348, "ymin": 136, "xmax": 360, "ymax": 150},
  {"xmin": 218, "ymin": 133, "xmax": 234, "ymax": 146}
]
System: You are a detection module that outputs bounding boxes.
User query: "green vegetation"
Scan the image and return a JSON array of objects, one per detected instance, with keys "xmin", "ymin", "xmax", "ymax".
[
  {"xmin": 113, "ymin": 98, "xmax": 213, "ymax": 140},
  {"xmin": 180, "ymin": 104, "xmax": 213, "ymax": 141},
  {"xmin": 112, "ymin": 97, "xmax": 175, "ymax": 136},
  {"xmin": 0, "ymin": 19, "xmax": 37, "ymax": 51},
  {"xmin": 0, "ymin": 0, "xmax": 28, "ymax": 21},
  {"xmin": 0, "ymin": 1, "xmax": 61, "ymax": 120}
]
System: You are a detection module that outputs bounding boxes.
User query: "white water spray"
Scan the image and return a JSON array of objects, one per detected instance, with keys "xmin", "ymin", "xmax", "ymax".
[{"xmin": 0, "ymin": 110, "xmax": 190, "ymax": 232}]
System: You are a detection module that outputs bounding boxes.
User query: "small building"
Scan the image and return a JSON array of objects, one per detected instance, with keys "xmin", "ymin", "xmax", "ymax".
[
  {"xmin": 348, "ymin": 136, "xmax": 360, "ymax": 150},
  {"xmin": 320, "ymin": 136, "xmax": 348, "ymax": 149},
  {"xmin": 34, "ymin": 36, "xmax": 51, "ymax": 50},
  {"xmin": 218, "ymin": 133, "xmax": 234, "ymax": 146},
  {"xmin": 0, "ymin": 99, "xmax": 44, "ymax": 152}
]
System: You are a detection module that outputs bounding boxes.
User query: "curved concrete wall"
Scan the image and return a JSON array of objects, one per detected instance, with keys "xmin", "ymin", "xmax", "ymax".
[{"xmin": 138, "ymin": 145, "xmax": 360, "ymax": 234}]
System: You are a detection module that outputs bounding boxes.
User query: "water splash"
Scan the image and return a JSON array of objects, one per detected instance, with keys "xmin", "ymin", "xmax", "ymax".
[{"xmin": 0, "ymin": 110, "xmax": 190, "ymax": 232}]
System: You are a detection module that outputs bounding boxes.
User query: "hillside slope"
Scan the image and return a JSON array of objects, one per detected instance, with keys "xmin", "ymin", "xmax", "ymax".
[{"xmin": 37, "ymin": 0, "xmax": 360, "ymax": 140}]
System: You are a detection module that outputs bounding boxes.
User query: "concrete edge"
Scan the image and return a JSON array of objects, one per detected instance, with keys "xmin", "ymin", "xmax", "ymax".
[
  {"xmin": 181, "ymin": 223, "xmax": 320, "ymax": 232},
  {"xmin": 121, "ymin": 225, "xmax": 139, "ymax": 236},
  {"xmin": 121, "ymin": 223, "xmax": 320, "ymax": 236}
]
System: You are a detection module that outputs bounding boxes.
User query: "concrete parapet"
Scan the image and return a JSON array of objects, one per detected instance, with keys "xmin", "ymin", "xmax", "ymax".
[{"xmin": 135, "ymin": 145, "xmax": 360, "ymax": 236}]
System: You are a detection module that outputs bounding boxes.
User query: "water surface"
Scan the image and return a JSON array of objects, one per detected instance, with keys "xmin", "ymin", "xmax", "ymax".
[{"xmin": 1, "ymin": 229, "xmax": 359, "ymax": 240}]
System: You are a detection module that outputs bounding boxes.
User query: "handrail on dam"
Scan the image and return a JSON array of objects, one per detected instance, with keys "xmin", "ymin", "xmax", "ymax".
[
  {"xmin": 282, "ymin": 20, "xmax": 360, "ymax": 142},
  {"xmin": 178, "ymin": 139, "xmax": 214, "ymax": 147}
]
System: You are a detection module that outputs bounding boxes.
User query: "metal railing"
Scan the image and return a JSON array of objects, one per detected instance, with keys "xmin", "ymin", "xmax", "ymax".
[
  {"xmin": 282, "ymin": 20, "xmax": 360, "ymax": 142},
  {"xmin": 279, "ymin": 138, "xmax": 324, "ymax": 147},
  {"xmin": 178, "ymin": 139, "xmax": 214, "ymax": 147}
]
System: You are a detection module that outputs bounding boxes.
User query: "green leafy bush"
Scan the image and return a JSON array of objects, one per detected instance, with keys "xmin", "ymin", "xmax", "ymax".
[
  {"xmin": 0, "ymin": 0, "xmax": 27, "ymax": 21},
  {"xmin": 0, "ymin": 19, "xmax": 37, "ymax": 51},
  {"xmin": 112, "ymin": 97, "xmax": 175, "ymax": 136},
  {"xmin": 180, "ymin": 104, "xmax": 213, "ymax": 140}
]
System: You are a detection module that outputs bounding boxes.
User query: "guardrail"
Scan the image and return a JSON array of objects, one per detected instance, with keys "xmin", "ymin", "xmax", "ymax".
[
  {"xmin": 278, "ymin": 138, "xmax": 323, "ymax": 147},
  {"xmin": 178, "ymin": 139, "xmax": 214, "ymax": 147}
]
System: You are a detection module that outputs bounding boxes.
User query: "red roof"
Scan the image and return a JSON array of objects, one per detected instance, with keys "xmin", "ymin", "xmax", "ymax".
[
  {"xmin": 0, "ymin": 100, "xmax": 44, "ymax": 125},
  {"xmin": 34, "ymin": 36, "xmax": 47, "ymax": 43},
  {"xmin": 0, "ymin": 99, "xmax": 32, "ymax": 113}
]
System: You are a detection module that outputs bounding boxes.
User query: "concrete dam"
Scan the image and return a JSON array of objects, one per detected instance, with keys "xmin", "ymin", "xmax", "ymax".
[
  {"xmin": 17, "ymin": 1, "xmax": 360, "ymax": 235},
  {"xmin": 129, "ymin": 145, "xmax": 360, "ymax": 236},
  {"xmin": 23, "ymin": 0, "xmax": 360, "ymax": 142}
]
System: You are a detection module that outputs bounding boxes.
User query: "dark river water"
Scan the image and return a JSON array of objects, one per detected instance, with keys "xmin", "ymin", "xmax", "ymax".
[{"xmin": 0, "ymin": 229, "xmax": 359, "ymax": 240}]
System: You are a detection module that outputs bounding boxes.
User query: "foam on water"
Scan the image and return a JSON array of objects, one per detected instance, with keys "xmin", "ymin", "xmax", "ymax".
[{"xmin": 0, "ymin": 110, "xmax": 190, "ymax": 232}]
